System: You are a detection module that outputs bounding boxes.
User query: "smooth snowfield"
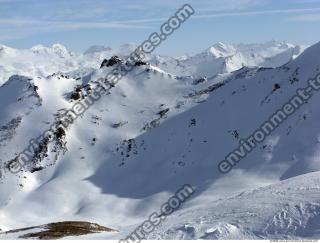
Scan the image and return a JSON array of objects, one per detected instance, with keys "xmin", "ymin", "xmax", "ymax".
[{"xmin": 0, "ymin": 41, "xmax": 319, "ymax": 240}]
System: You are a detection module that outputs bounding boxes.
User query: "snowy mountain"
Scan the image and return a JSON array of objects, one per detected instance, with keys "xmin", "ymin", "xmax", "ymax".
[
  {"xmin": 149, "ymin": 41, "xmax": 305, "ymax": 77},
  {"xmin": 0, "ymin": 40, "xmax": 319, "ymax": 240}
]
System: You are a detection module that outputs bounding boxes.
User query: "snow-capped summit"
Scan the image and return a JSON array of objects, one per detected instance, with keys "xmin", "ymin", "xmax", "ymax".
[
  {"xmin": 0, "ymin": 44, "xmax": 15, "ymax": 55},
  {"xmin": 192, "ymin": 41, "xmax": 305, "ymax": 76},
  {"xmin": 30, "ymin": 43, "xmax": 70, "ymax": 57},
  {"xmin": 147, "ymin": 41, "xmax": 305, "ymax": 78},
  {"xmin": 52, "ymin": 43, "xmax": 71, "ymax": 58},
  {"xmin": 30, "ymin": 44, "xmax": 48, "ymax": 53},
  {"xmin": 208, "ymin": 42, "xmax": 235, "ymax": 58}
]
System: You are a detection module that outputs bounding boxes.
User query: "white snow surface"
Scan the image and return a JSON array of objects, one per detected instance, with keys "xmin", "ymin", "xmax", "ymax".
[{"xmin": 1, "ymin": 41, "xmax": 320, "ymax": 240}]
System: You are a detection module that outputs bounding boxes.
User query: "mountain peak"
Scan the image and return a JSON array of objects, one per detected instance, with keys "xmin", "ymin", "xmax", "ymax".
[
  {"xmin": 52, "ymin": 43, "xmax": 71, "ymax": 58},
  {"xmin": 208, "ymin": 42, "xmax": 234, "ymax": 57},
  {"xmin": 52, "ymin": 43, "xmax": 68, "ymax": 51}
]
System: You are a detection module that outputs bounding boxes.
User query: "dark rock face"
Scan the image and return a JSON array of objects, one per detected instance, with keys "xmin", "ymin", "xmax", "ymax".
[
  {"xmin": 55, "ymin": 127, "xmax": 66, "ymax": 139},
  {"xmin": 112, "ymin": 121, "xmax": 128, "ymax": 128},
  {"xmin": 107, "ymin": 56, "xmax": 123, "ymax": 66},
  {"xmin": 194, "ymin": 77, "xmax": 207, "ymax": 85},
  {"xmin": 100, "ymin": 56, "xmax": 123, "ymax": 68},
  {"xmin": 30, "ymin": 166, "xmax": 44, "ymax": 173},
  {"xmin": 75, "ymin": 86, "xmax": 82, "ymax": 92},
  {"xmin": 100, "ymin": 59, "xmax": 109, "ymax": 68},
  {"xmin": 273, "ymin": 83, "xmax": 281, "ymax": 91},
  {"xmin": 134, "ymin": 61, "xmax": 147, "ymax": 66},
  {"xmin": 4, "ymin": 221, "xmax": 114, "ymax": 240},
  {"xmin": 0, "ymin": 116, "xmax": 22, "ymax": 146},
  {"xmin": 157, "ymin": 108, "xmax": 170, "ymax": 117},
  {"xmin": 70, "ymin": 91, "xmax": 81, "ymax": 100}
]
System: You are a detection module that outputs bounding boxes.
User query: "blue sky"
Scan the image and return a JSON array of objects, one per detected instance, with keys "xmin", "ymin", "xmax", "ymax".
[{"xmin": 1, "ymin": 0, "xmax": 320, "ymax": 55}]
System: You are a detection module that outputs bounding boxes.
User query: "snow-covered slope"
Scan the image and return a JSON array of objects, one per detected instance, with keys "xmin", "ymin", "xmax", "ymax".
[
  {"xmin": 0, "ymin": 41, "xmax": 319, "ymax": 240},
  {"xmin": 148, "ymin": 171, "xmax": 320, "ymax": 240}
]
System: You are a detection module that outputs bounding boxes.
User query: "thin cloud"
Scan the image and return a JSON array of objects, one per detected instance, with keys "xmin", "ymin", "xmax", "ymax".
[
  {"xmin": 288, "ymin": 13, "xmax": 320, "ymax": 22},
  {"xmin": 3, "ymin": 7, "xmax": 320, "ymax": 30},
  {"xmin": 193, "ymin": 7, "xmax": 320, "ymax": 19},
  {"xmin": 111, "ymin": 7, "xmax": 320, "ymax": 24},
  {"xmin": 0, "ymin": 18, "xmax": 152, "ymax": 29},
  {"xmin": 0, "ymin": 18, "xmax": 152, "ymax": 41}
]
